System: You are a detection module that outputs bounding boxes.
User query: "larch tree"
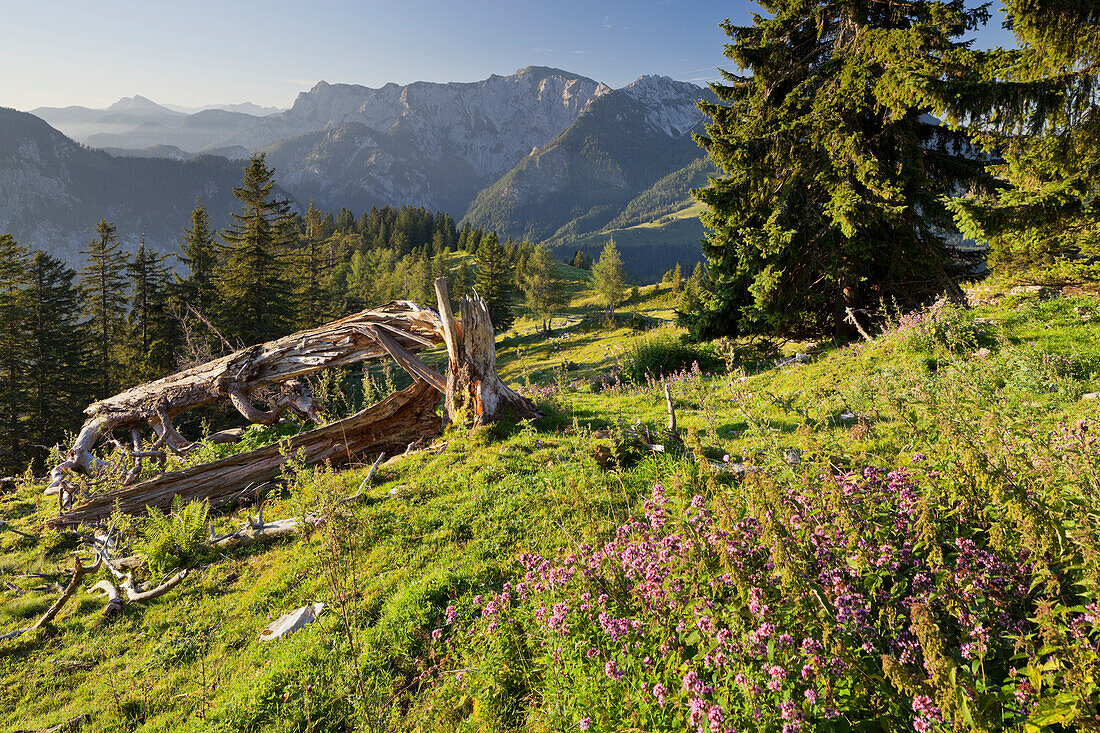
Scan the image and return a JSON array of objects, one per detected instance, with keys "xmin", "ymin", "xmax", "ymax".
[
  {"xmin": 80, "ymin": 219, "xmax": 130, "ymax": 397},
  {"xmin": 522, "ymin": 243, "xmax": 568, "ymax": 333},
  {"xmin": 591, "ymin": 239, "xmax": 626, "ymax": 315},
  {"xmin": 684, "ymin": 0, "xmax": 989, "ymax": 341},
  {"xmin": 217, "ymin": 153, "xmax": 296, "ymax": 345}
]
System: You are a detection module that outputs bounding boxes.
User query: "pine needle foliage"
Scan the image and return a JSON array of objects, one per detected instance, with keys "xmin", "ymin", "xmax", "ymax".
[
  {"xmin": 918, "ymin": 1, "xmax": 1100, "ymax": 275},
  {"xmin": 685, "ymin": 0, "xmax": 990, "ymax": 341}
]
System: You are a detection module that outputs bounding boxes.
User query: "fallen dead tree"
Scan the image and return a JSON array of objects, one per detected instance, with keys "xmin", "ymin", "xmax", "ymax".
[
  {"xmin": 47, "ymin": 301, "xmax": 444, "ymax": 498},
  {"xmin": 46, "ymin": 278, "xmax": 540, "ymax": 525},
  {"xmin": 49, "ymin": 380, "xmax": 441, "ymax": 527}
]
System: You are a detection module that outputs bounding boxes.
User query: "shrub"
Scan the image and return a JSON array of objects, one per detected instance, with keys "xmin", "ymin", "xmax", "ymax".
[
  {"xmin": 895, "ymin": 302, "xmax": 997, "ymax": 354},
  {"xmin": 621, "ymin": 332, "xmax": 716, "ymax": 384}
]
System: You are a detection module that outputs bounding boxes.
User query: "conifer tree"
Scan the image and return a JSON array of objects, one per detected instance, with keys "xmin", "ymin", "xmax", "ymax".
[
  {"xmin": 0, "ymin": 235, "xmax": 29, "ymax": 471},
  {"xmin": 294, "ymin": 199, "xmax": 336, "ymax": 329},
  {"xmin": 686, "ymin": 0, "xmax": 988, "ymax": 340},
  {"xmin": 672, "ymin": 263, "xmax": 683, "ymax": 294},
  {"xmin": 177, "ymin": 201, "xmax": 221, "ymax": 317},
  {"xmin": 522, "ymin": 244, "xmax": 568, "ymax": 333},
  {"xmin": 217, "ymin": 153, "xmax": 296, "ymax": 345},
  {"xmin": 80, "ymin": 219, "xmax": 129, "ymax": 396},
  {"xmin": 922, "ymin": 1, "xmax": 1100, "ymax": 273},
  {"xmin": 591, "ymin": 239, "xmax": 626, "ymax": 315},
  {"xmin": 127, "ymin": 239, "xmax": 175, "ymax": 381},
  {"xmin": 24, "ymin": 251, "xmax": 88, "ymax": 464},
  {"xmin": 474, "ymin": 232, "xmax": 515, "ymax": 331}
]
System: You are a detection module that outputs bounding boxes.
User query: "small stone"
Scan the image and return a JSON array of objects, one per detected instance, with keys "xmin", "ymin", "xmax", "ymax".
[
  {"xmin": 839, "ymin": 411, "xmax": 856, "ymax": 423},
  {"xmin": 974, "ymin": 347, "xmax": 992, "ymax": 357},
  {"xmin": 1083, "ymin": 393, "xmax": 1100, "ymax": 401}
]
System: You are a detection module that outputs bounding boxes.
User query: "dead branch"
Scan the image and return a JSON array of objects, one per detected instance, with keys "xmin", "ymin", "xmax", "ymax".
[
  {"xmin": 844, "ymin": 307, "xmax": 874, "ymax": 342},
  {"xmin": 88, "ymin": 579, "xmax": 124, "ymax": 617},
  {"xmin": 1, "ymin": 555, "xmax": 101, "ymax": 641},
  {"xmin": 344, "ymin": 452, "xmax": 386, "ymax": 503},
  {"xmin": 0, "ymin": 519, "xmax": 37, "ymax": 540},
  {"xmin": 664, "ymin": 381, "xmax": 677, "ymax": 435},
  {"xmin": 12, "ymin": 712, "xmax": 92, "ymax": 733},
  {"xmin": 46, "ymin": 301, "xmax": 444, "ymax": 497},
  {"xmin": 120, "ymin": 569, "xmax": 188, "ymax": 603}
]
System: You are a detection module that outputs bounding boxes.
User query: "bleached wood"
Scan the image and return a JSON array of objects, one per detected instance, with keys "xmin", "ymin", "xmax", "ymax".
[{"xmin": 50, "ymin": 380, "xmax": 442, "ymax": 527}]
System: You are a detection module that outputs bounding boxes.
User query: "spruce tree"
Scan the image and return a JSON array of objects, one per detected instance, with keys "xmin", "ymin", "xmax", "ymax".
[
  {"xmin": 217, "ymin": 153, "xmax": 296, "ymax": 345},
  {"xmin": 474, "ymin": 233, "xmax": 515, "ymax": 331},
  {"xmin": 922, "ymin": 1, "xmax": 1100, "ymax": 273},
  {"xmin": 80, "ymin": 219, "xmax": 129, "ymax": 396},
  {"xmin": 177, "ymin": 200, "xmax": 221, "ymax": 317},
  {"xmin": 294, "ymin": 199, "xmax": 335, "ymax": 329},
  {"xmin": 24, "ymin": 251, "xmax": 88, "ymax": 465},
  {"xmin": 0, "ymin": 235, "xmax": 29, "ymax": 471},
  {"xmin": 127, "ymin": 240, "xmax": 175, "ymax": 381},
  {"xmin": 591, "ymin": 239, "xmax": 626, "ymax": 315},
  {"xmin": 522, "ymin": 244, "xmax": 568, "ymax": 333},
  {"xmin": 686, "ymin": 0, "xmax": 988, "ymax": 341}
]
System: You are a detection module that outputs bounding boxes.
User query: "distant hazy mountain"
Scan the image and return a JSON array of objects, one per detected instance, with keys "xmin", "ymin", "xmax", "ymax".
[
  {"xmin": 31, "ymin": 95, "xmax": 183, "ymax": 143},
  {"xmin": 0, "ymin": 108, "xmax": 253, "ymax": 263},
  {"xmin": 463, "ymin": 76, "xmax": 712, "ymax": 243},
  {"xmin": 162, "ymin": 102, "xmax": 284, "ymax": 116},
  {"xmin": 7, "ymin": 68, "xmax": 713, "ymax": 275}
]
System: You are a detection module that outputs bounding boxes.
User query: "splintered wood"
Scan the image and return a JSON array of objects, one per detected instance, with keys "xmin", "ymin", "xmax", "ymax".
[{"xmin": 47, "ymin": 301, "xmax": 444, "ymax": 498}]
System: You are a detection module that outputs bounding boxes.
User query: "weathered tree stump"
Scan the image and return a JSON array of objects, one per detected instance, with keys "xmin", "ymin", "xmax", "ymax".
[{"xmin": 433, "ymin": 277, "xmax": 542, "ymax": 426}]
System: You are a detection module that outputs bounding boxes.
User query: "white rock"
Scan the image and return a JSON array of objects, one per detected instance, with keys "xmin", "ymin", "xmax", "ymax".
[{"xmin": 259, "ymin": 603, "xmax": 324, "ymax": 642}]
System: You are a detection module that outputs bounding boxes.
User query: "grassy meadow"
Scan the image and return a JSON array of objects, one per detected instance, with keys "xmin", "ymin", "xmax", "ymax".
[{"xmin": 2, "ymin": 273, "xmax": 1100, "ymax": 732}]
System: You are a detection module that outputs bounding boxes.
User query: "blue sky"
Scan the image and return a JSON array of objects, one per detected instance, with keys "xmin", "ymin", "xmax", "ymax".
[{"xmin": 1, "ymin": 0, "xmax": 1015, "ymax": 111}]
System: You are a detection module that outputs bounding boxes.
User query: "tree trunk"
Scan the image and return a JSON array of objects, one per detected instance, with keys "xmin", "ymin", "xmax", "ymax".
[
  {"xmin": 49, "ymin": 380, "xmax": 442, "ymax": 527},
  {"xmin": 434, "ymin": 278, "xmax": 542, "ymax": 426}
]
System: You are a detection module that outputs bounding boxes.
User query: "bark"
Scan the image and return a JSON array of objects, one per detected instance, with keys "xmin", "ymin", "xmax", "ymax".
[
  {"xmin": 433, "ymin": 277, "xmax": 542, "ymax": 426},
  {"xmin": 49, "ymin": 380, "xmax": 442, "ymax": 527}
]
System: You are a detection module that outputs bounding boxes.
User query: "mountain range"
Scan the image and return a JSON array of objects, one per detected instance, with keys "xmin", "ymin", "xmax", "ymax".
[{"xmin": 8, "ymin": 67, "xmax": 714, "ymax": 278}]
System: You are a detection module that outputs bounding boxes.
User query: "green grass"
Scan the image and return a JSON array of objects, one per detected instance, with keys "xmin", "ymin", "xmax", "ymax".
[{"xmin": 1, "ymin": 282, "xmax": 1099, "ymax": 731}]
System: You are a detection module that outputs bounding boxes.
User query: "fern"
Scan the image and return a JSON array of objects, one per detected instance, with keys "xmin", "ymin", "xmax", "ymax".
[{"xmin": 140, "ymin": 496, "xmax": 210, "ymax": 577}]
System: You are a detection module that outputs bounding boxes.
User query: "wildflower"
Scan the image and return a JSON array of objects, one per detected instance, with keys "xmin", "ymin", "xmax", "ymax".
[
  {"xmin": 652, "ymin": 683, "xmax": 667, "ymax": 706},
  {"xmin": 604, "ymin": 659, "xmax": 624, "ymax": 680},
  {"xmin": 431, "ymin": 628, "xmax": 442, "ymax": 642},
  {"xmin": 579, "ymin": 718, "xmax": 591, "ymax": 731},
  {"xmin": 445, "ymin": 605, "xmax": 457, "ymax": 624}
]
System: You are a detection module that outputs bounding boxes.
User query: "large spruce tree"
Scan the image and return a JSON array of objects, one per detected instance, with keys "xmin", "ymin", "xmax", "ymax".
[
  {"xmin": 24, "ymin": 252, "xmax": 88, "ymax": 466},
  {"xmin": 923, "ymin": 1, "xmax": 1100, "ymax": 273},
  {"xmin": 0, "ymin": 235, "xmax": 29, "ymax": 471},
  {"xmin": 80, "ymin": 219, "xmax": 129, "ymax": 396},
  {"xmin": 685, "ymin": 0, "xmax": 988, "ymax": 340},
  {"xmin": 217, "ymin": 153, "xmax": 296, "ymax": 345}
]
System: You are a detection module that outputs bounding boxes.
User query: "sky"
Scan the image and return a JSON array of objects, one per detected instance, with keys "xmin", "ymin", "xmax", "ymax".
[{"xmin": 0, "ymin": 0, "xmax": 1016, "ymax": 111}]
